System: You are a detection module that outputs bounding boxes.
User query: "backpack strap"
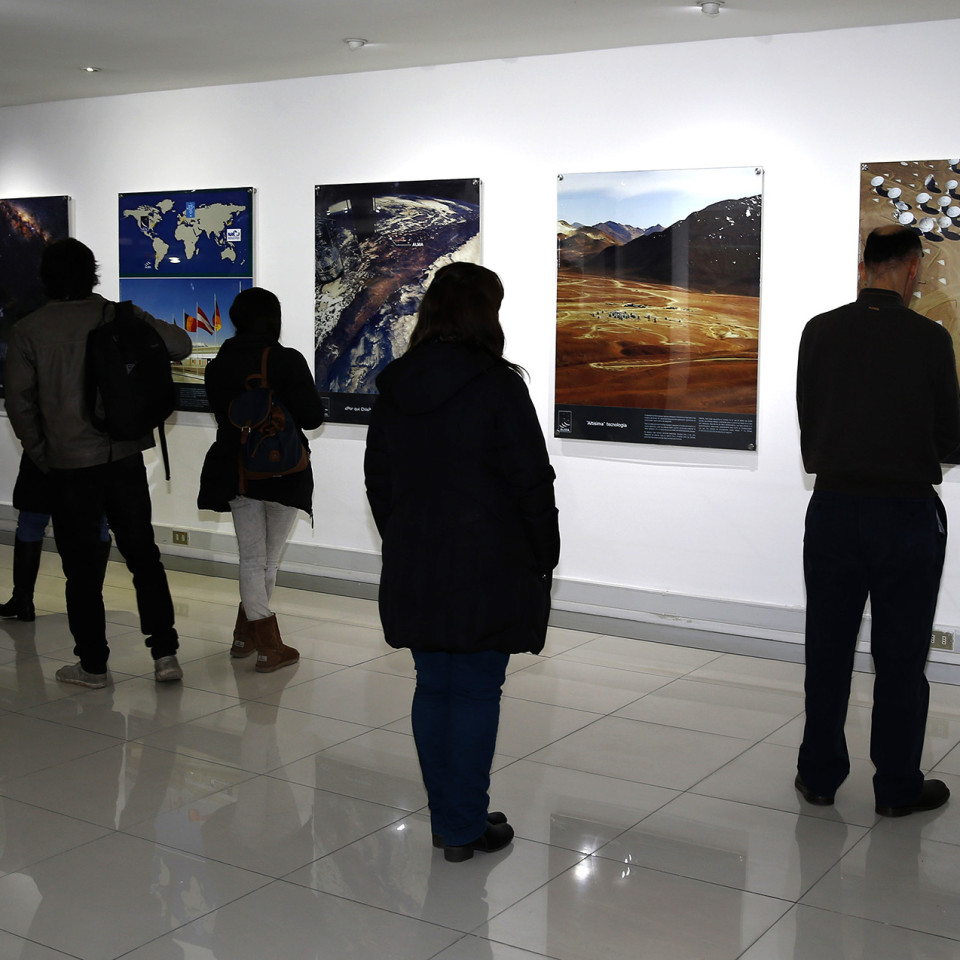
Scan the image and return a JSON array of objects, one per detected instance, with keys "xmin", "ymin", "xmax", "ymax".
[{"xmin": 158, "ymin": 424, "xmax": 171, "ymax": 483}]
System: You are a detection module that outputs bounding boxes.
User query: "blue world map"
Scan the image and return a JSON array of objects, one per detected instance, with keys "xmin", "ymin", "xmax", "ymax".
[{"xmin": 119, "ymin": 188, "xmax": 252, "ymax": 278}]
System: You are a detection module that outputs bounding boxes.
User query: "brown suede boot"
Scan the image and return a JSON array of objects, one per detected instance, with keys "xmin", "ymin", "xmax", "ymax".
[
  {"xmin": 230, "ymin": 604, "xmax": 256, "ymax": 658},
  {"xmin": 250, "ymin": 614, "xmax": 299, "ymax": 673}
]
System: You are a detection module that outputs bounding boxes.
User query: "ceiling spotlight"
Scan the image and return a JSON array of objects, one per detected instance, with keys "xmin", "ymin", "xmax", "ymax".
[
  {"xmin": 343, "ymin": 38, "xmax": 367, "ymax": 51},
  {"xmin": 698, "ymin": 1, "xmax": 725, "ymax": 16},
  {"xmin": 81, "ymin": 66, "xmax": 102, "ymax": 73}
]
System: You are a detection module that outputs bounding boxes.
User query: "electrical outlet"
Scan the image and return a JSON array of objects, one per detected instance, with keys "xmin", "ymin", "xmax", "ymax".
[
  {"xmin": 931, "ymin": 629, "xmax": 954, "ymax": 651},
  {"xmin": 171, "ymin": 530, "xmax": 189, "ymax": 546}
]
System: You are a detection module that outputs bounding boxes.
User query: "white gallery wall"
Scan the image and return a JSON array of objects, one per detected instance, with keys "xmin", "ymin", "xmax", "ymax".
[{"xmin": 3, "ymin": 19, "xmax": 960, "ymax": 662}]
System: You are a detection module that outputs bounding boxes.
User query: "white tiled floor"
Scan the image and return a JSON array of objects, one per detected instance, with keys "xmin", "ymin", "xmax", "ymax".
[{"xmin": 2, "ymin": 544, "xmax": 960, "ymax": 959}]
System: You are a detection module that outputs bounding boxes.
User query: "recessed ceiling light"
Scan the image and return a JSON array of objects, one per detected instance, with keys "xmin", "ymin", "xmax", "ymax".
[
  {"xmin": 81, "ymin": 66, "xmax": 102, "ymax": 73},
  {"xmin": 343, "ymin": 38, "xmax": 367, "ymax": 51},
  {"xmin": 698, "ymin": 1, "xmax": 725, "ymax": 16}
]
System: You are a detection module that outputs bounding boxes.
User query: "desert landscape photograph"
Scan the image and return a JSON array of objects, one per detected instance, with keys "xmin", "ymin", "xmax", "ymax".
[{"xmin": 556, "ymin": 167, "xmax": 762, "ymax": 446}]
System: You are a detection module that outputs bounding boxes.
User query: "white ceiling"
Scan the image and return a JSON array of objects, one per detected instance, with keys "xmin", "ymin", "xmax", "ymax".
[{"xmin": 2, "ymin": 0, "xmax": 958, "ymax": 109}]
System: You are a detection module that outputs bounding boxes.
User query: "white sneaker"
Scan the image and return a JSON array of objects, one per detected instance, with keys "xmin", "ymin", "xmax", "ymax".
[
  {"xmin": 154, "ymin": 655, "xmax": 183, "ymax": 682},
  {"xmin": 55, "ymin": 662, "xmax": 111, "ymax": 688}
]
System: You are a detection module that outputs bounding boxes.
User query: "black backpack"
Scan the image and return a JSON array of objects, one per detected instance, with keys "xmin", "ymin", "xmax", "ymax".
[
  {"xmin": 228, "ymin": 346, "xmax": 308, "ymax": 494},
  {"xmin": 86, "ymin": 300, "xmax": 176, "ymax": 480}
]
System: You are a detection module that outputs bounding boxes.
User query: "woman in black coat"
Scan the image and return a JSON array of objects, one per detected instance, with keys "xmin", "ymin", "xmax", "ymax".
[
  {"xmin": 198, "ymin": 287, "xmax": 324, "ymax": 671},
  {"xmin": 364, "ymin": 262, "xmax": 560, "ymax": 861}
]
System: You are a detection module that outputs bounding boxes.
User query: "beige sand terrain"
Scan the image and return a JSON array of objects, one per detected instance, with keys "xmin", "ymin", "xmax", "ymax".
[{"xmin": 555, "ymin": 272, "xmax": 759, "ymax": 412}]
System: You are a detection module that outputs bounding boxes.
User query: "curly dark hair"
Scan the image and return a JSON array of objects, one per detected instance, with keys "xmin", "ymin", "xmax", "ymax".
[{"xmin": 40, "ymin": 238, "xmax": 99, "ymax": 300}]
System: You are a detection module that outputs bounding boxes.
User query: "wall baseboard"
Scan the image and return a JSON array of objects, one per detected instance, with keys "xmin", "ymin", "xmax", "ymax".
[{"xmin": 3, "ymin": 513, "xmax": 958, "ymax": 684}]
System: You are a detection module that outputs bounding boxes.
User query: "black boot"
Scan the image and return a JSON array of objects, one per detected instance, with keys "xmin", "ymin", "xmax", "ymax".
[{"xmin": 0, "ymin": 537, "xmax": 43, "ymax": 622}]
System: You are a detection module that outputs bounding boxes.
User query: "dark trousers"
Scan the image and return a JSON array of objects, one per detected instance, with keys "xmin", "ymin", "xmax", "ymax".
[
  {"xmin": 49, "ymin": 453, "xmax": 178, "ymax": 674},
  {"xmin": 799, "ymin": 490, "xmax": 946, "ymax": 807},
  {"xmin": 410, "ymin": 649, "xmax": 509, "ymax": 846}
]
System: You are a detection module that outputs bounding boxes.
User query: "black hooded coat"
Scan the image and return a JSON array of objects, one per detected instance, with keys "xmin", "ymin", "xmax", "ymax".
[{"xmin": 364, "ymin": 341, "xmax": 560, "ymax": 655}]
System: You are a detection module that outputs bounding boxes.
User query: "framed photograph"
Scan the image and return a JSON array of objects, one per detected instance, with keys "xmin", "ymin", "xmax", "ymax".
[
  {"xmin": 860, "ymin": 159, "xmax": 960, "ymax": 383},
  {"xmin": 314, "ymin": 178, "xmax": 481, "ymax": 423},
  {"xmin": 119, "ymin": 187, "xmax": 254, "ymax": 411},
  {"xmin": 555, "ymin": 167, "xmax": 762, "ymax": 450},
  {"xmin": 0, "ymin": 195, "xmax": 70, "ymax": 397}
]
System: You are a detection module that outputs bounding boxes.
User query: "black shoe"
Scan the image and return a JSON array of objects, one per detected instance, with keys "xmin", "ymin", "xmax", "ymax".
[
  {"xmin": 795, "ymin": 774, "xmax": 835, "ymax": 806},
  {"xmin": 0, "ymin": 595, "xmax": 34, "ymax": 621},
  {"xmin": 432, "ymin": 812, "xmax": 507, "ymax": 849},
  {"xmin": 443, "ymin": 821, "xmax": 514, "ymax": 862},
  {"xmin": 876, "ymin": 779, "xmax": 950, "ymax": 818}
]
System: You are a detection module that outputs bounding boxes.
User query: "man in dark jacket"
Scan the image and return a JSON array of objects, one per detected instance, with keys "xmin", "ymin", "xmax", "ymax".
[
  {"xmin": 796, "ymin": 225, "xmax": 960, "ymax": 816},
  {"xmin": 5, "ymin": 239, "xmax": 192, "ymax": 687}
]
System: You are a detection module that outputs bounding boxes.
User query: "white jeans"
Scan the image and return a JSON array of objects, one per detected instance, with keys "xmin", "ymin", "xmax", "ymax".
[{"xmin": 229, "ymin": 496, "xmax": 299, "ymax": 621}]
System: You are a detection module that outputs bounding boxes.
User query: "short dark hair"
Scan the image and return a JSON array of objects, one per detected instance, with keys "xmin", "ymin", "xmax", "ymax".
[
  {"xmin": 863, "ymin": 226, "xmax": 922, "ymax": 268},
  {"xmin": 229, "ymin": 287, "xmax": 281, "ymax": 339},
  {"xmin": 409, "ymin": 262, "xmax": 505, "ymax": 356},
  {"xmin": 40, "ymin": 238, "xmax": 99, "ymax": 299}
]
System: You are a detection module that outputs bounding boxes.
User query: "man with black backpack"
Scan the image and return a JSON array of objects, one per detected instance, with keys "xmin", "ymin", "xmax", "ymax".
[{"xmin": 5, "ymin": 239, "xmax": 192, "ymax": 687}]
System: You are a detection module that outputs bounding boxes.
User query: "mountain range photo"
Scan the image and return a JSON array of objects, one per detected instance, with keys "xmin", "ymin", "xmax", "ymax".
[{"xmin": 555, "ymin": 171, "xmax": 762, "ymax": 426}]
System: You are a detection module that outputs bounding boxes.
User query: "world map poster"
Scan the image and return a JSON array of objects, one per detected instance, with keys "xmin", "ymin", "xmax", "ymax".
[
  {"xmin": 314, "ymin": 178, "xmax": 481, "ymax": 423},
  {"xmin": 555, "ymin": 167, "xmax": 762, "ymax": 450},
  {"xmin": 0, "ymin": 195, "xmax": 70, "ymax": 397},
  {"xmin": 118, "ymin": 187, "xmax": 254, "ymax": 411}
]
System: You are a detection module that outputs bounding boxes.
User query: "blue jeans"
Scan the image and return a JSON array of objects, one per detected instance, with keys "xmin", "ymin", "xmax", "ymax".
[
  {"xmin": 799, "ymin": 491, "xmax": 946, "ymax": 806},
  {"xmin": 16, "ymin": 511, "xmax": 51, "ymax": 542},
  {"xmin": 411, "ymin": 649, "xmax": 509, "ymax": 846},
  {"xmin": 16, "ymin": 510, "xmax": 109, "ymax": 543},
  {"xmin": 49, "ymin": 453, "xmax": 177, "ymax": 673}
]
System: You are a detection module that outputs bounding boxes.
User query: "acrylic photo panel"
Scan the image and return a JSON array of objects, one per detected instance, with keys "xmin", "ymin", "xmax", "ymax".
[
  {"xmin": 119, "ymin": 188, "xmax": 252, "ymax": 279},
  {"xmin": 555, "ymin": 167, "xmax": 762, "ymax": 450},
  {"xmin": 119, "ymin": 187, "xmax": 254, "ymax": 411},
  {"xmin": 118, "ymin": 276, "xmax": 251, "ymax": 412},
  {"xmin": 0, "ymin": 195, "xmax": 70, "ymax": 396},
  {"xmin": 314, "ymin": 178, "xmax": 481, "ymax": 423},
  {"xmin": 860, "ymin": 159, "xmax": 960, "ymax": 383},
  {"xmin": 861, "ymin": 158, "xmax": 960, "ymax": 465}
]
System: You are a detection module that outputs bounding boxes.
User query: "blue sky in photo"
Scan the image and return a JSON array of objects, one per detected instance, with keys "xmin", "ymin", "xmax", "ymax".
[
  {"xmin": 118, "ymin": 277, "xmax": 251, "ymax": 344},
  {"xmin": 559, "ymin": 167, "xmax": 761, "ymax": 231}
]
